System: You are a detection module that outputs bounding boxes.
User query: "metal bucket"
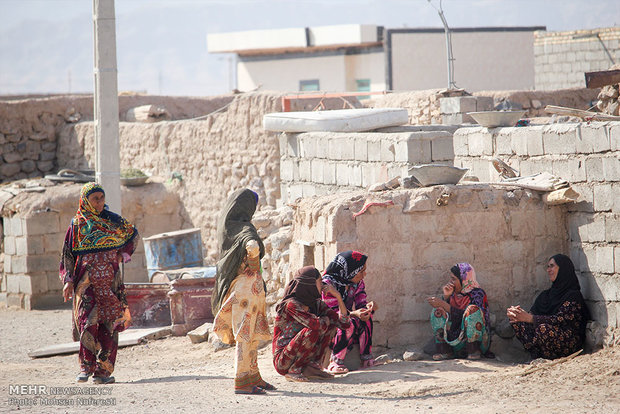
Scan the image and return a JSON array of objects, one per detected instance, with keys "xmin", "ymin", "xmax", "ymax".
[{"xmin": 143, "ymin": 228, "xmax": 204, "ymax": 281}]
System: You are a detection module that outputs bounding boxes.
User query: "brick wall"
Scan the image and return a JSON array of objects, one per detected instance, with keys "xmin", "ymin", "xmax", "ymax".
[
  {"xmin": 534, "ymin": 27, "xmax": 620, "ymax": 90},
  {"xmin": 278, "ymin": 125, "xmax": 458, "ymax": 204},
  {"xmin": 455, "ymin": 121, "xmax": 620, "ymax": 341}
]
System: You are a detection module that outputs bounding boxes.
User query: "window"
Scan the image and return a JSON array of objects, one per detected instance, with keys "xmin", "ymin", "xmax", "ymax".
[
  {"xmin": 356, "ymin": 79, "xmax": 370, "ymax": 92},
  {"xmin": 299, "ymin": 79, "xmax": 320, "ymax": 92},
  {"xmin": 356, "ymin": 79, "xmax": 370, "ymax": 100}
]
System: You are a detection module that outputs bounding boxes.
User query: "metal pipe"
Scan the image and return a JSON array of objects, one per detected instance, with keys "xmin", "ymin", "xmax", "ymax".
[
  {"xmin": 428, "ymin": 0, "xmax": 457, "ymax": 90},
  {"xmin": 93, "ymin": 0, "xmax": 122, "ymax": 213}
]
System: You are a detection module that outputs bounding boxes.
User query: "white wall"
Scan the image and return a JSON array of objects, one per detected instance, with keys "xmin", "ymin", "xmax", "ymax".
[
  {"xmin": 344, "ymin": 52, "xmax": 386, "ymax": 91},
  {"xmin": 238, "ymin": 52, "xmax": 384, "ymax": 92},
  {"xmin": 391, "ymin": 30, "xmax": 537, "ymax": 92}
]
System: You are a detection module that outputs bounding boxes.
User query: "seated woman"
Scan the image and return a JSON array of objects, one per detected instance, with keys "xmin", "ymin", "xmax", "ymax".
[
  {"xmin": 273, "ymin": 266, "xmax": 350, "ymax": 382},
  {"xmin": 507, "ymin": 254, "xmax": 590, "ymax": 360},
  {"xmin": 427, "ymin": 263, "xmax": 491, "ymax": 360},
  {"xmin": 322, "ymin": 251, "xmax": 378, "ymax": 374}
]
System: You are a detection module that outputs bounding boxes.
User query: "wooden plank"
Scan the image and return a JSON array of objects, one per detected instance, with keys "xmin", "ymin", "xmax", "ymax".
[
  {"xmin": 585, "ymin": 69, "xmax": 620, "ymax": 89},
  {"xmin": 28, "ymin": 326, "xmax": 171, "ymax": 358},
  {"xmin": 545, "ymin": 104, "xmax": 620, "ymax": 121}
]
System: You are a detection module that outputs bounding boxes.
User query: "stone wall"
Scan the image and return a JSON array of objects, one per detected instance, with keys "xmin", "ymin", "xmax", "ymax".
[
  {"xmin": 56, "ymin": 92, "xmax": 284, "ymax": 263},
  {"xmin": 0, "ymin": 94, "xmax": 234, "ymax": 183},
  {"xmin": 534, "ymin": 27, "xmax": 620, "ymax": 90},
  {"xmin": 1, "ymin": 181, "xmax": 184, "ymax": 309},
  {"xmin": 454, "ymin": 121, "xmax": 620, "ymax": 342},
  {"xmin": 252, "ymin": 206, "xmax": 294, "ymax": 321},
  {"xmin": 288, "ymin": 186, "xmax": 567, "ymax": 347},
  {"xmin": 473, "ymin": 89, "xmax": 601, "ymax": 118},
  {"xmin": 278, "ymin": 125, "xmax": 458, "ymax": 204},
  {"xmin": 368, "ymin": 88, "xmax": 600, "ymax": 124}
]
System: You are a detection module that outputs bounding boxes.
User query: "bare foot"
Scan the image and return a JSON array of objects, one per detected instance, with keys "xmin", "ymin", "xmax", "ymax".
[
  {"xmin": 302, "ymin": 365, "xmax": 334, "ymax": 380},
  {"xmin": 284, "ymin": 372, "xmax": 309, "ymax": 382}
]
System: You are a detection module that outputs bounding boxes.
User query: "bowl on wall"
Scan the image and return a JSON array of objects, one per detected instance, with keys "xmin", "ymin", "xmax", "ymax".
[
  {"xmin": 408, "ymin": 164, "xmax": 469, "ymax": 187},
  {"xmin": 467, "ymin": 110, "xmax": 526, "ymax": 128}
]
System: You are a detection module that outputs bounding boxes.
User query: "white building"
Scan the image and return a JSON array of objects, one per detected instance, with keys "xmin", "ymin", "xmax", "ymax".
[{"xmin": 207, "ymin": 24, "xmax": 545, "ymax": 93}]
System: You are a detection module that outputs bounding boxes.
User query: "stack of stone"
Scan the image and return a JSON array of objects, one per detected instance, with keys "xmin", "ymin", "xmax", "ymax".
[
  {"xmin": 596, "ymin": 84, "xmax": 619, "ymax": 116},
  {"xmin": 252, "ymin": 206, "xmax": 294, "ymax": 320},
  {"xmin": 0, "ymin": 130, "xmax": 56, "ymax": 182},
  {"xmin": 440, "ymin": 96, "xmax": 494, "ymax": 125}
]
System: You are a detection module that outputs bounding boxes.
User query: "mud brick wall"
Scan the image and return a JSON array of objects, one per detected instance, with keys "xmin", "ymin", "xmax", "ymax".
[
  {"xmin": 56, "ymin": 92, "xmax": 284, "ymax": 263},
  {"xmin": 454, "ymin": 121, "xmax": 620, "ymax": 343},
  {"xmin": 289, "ymin": 186, "xmax": 567, "ymax": 347},
  {"xmin": 1, "ymin": 183, "xmax": 183, "ymax": 309},
  {"xmin": 0, "ymin": 94, "xmax": 235, "ymax": 184}
]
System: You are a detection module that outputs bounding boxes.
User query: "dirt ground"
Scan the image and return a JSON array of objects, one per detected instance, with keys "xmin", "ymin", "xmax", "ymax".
[{"xmin": 1, "ymin": 307, "xmax": 619, "ymax": 414}]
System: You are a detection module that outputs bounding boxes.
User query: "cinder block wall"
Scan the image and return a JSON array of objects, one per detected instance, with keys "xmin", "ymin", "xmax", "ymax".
[
  {"xmin": 279, "ymin": 125, "xmax": 458, "ymax": 204},
  {"xmin": 534, "ymin": 27, "xmax": 620, "ymax": 90},
  {"xmin": 455, "ymin": 121, "xmax": 620, "ymax": 339},
  {"xmin": 289, "ymin": 186, "xmax": 567, "ymax": 347},
  {"xmin": 1, "ymin": 183, "xmax": 183, "ymax": 309}
]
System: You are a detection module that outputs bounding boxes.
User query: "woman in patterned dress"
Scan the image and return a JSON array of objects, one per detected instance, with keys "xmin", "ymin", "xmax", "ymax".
[
  {"xmin": 273, "ymin": 266, "xmax": 350, "ymax": 382},
  {"xmin": 321, "ymin": 250, "xmax": 379, "ymax": 374},
  {"xmin": 507, "ymin": 254, "xmax": 590, "ymax": 360},
  {"xmin": 60, "ymin": 183, "xmax": 138, "ymax": 384},
  {"xmin": 212, "ymin": 188, "xmax": 273, "ymax": 395},
  {"xmin": 427, "ymin": 263, "xmax": 492, "ymax": 360}
]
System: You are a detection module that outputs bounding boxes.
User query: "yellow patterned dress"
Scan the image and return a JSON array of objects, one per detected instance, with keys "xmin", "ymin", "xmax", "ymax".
[{"xmin": 213, "ymin": 249, "xmax": 271, "ymax": 390}]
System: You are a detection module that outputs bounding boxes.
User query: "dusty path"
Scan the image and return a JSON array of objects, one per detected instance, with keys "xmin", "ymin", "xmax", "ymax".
[{"xmin": 1, "ymin": 308, "xmax": 619, "ymax": 413}]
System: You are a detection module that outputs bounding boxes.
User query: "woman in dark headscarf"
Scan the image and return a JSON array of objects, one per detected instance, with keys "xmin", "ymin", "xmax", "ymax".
[
  {"xmin": 427, "ymin": 263, "xmax": 492, "ymax": 360},
  {"xmin": 321, "ymin": 250, "xmax": 379, "ymax": 374},
  {"xmin": 273, "ymin": 266, "xmax": 350, "ymax": 382},
  {"xmin": 507, "ymin": 254, "xmax": 591, "ymax": 360},
  {"xmin": 59, "ymin": 183, "xmax": 138, "ymax": 384},
  {"xmin": 212, "ymin": 189, "xmax": 273, "ymax": 395}
]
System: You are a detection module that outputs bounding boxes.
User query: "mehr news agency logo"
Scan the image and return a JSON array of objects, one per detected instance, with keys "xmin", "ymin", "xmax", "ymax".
[{"xmin": 8, "ymin": 384, "xmax": 116, "ymax": 407}]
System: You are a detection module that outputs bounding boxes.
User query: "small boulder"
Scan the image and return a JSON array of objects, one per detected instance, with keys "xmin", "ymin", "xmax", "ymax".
[
  {"xmin": 187, "ymin": 322, "xmax": 212, "ymax": 344},
  {"xmin": 403, "ymin": 350, "xmax": 423, "ymax": 361}
]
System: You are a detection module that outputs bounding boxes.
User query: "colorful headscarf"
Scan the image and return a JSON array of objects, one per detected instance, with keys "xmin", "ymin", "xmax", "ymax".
[
  {"xmin": 71, "ymin": 183, "xmax": 137, "ymax": 255},
  {"xmin": 276, "ymin": 266, "xmax": 322, "ymax": 315},
  {"xmin": 450, "ymin": 262, "xmax": 481, "ymax": 294},
  {"xmin": 322, "ymin": 250, "xmax": 368, "ymax": 301},
  {"xmin": 449, "ymin": 262, "xmax": 489, "ymax": 326}
]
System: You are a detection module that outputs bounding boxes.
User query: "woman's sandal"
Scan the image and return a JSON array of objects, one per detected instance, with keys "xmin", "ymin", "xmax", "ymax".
[
  {"xmin": 432, "ymin": 353, "xmax": 453, "ymax": 361},
  {"xmin": 327, "ymin": 362, "xmax": 349, "ymax": 375},
  {"xmin": 467, "ymin": 352, "xmax": 481, "ymax": 360},
  {"xmin": 258, "ymin": 381, "xmax": 277, "ymax": 390},
  {"xmin": 284, "ymin": 373, "xmax": 309, "ymax": 382},
  {"xmin": 360, "ymin": 359, "xmax": 378, "ymax": 369},
  {"xmin": 234, "ymin": 385, "xmax": 266, "ymax": 395}
]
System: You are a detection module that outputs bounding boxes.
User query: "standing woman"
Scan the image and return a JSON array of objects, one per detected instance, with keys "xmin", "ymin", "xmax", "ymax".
[
  {"xmin": 322, "ymin": 250, "xmax": 378, "ymax": 374},
  {"xmin": 212, "ymin": 189, "xmax": 273, "ymax": 395},
  {"xmin": 427, "ymin": 263, "xmax": 491, "ymax": 360},
  {"xmin": 507, "ymin": 254, "xmax": 591, "ymax": 360},
  {"xmin": 60, "ymin": 183, "xmax": 138, "ymax": 384}
]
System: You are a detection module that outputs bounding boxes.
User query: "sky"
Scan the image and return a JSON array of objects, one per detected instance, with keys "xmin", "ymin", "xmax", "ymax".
[{"xmin": 0, "ymin": 0, "xmax": 618, "ymax": 96}]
